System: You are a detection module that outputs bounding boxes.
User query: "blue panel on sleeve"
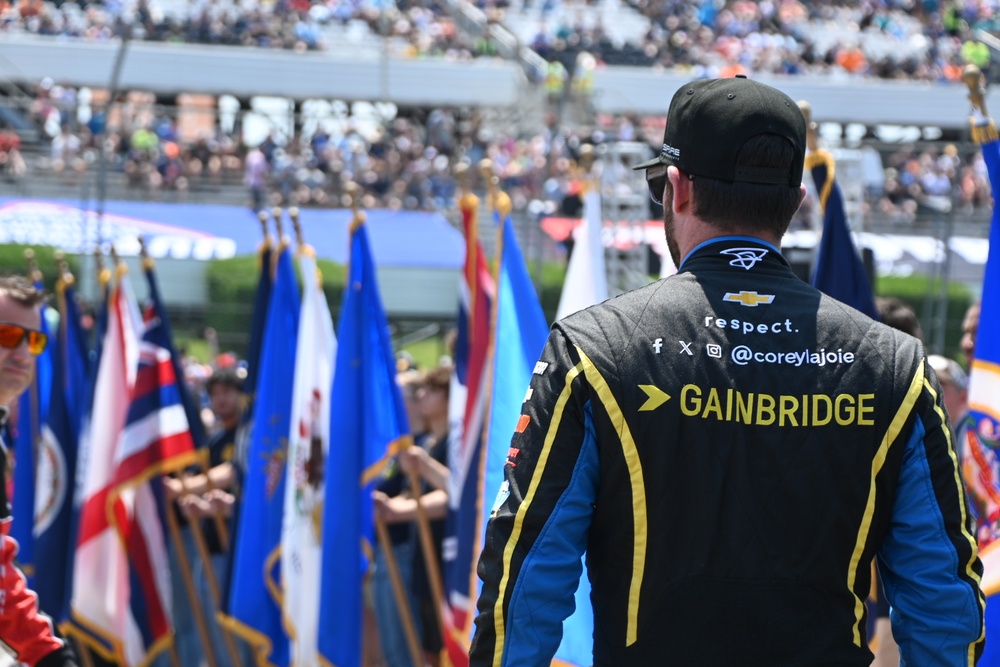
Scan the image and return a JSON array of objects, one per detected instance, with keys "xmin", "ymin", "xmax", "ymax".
[{"xmin": 502, "ymin": 402, "xmax": 599, "ymax": 666}]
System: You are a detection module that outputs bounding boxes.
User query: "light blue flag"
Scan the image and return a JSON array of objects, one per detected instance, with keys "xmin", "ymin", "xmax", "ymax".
[
  {"xmin": 226, "ymin": 244, "xmax": 299, "ymax": 667},
  {"xmin": 318, "ymin": 218, "xmax": 410, "ymax": 667},
  {"xmin": 481, "ymin": 212, "xmax": 593, "ymax": 665}
]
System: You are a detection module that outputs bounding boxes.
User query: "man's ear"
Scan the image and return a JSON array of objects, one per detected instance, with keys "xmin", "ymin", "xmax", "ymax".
[{"xmin": 667, "ymin": 166, "xmax": 692, "ymax": 214}]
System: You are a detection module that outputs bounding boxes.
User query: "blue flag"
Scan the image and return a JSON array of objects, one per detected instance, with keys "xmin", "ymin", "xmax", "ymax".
[
  {"xmin": 33, "ymin": 277, "xmax": 88, "ymax": 621},
  {"xmin": 481, "ymin": 211, "xmax": 593, "ymax": 665},
  {"xmin": 225, "ymin": 244, "xmax": 298, "ymax": 667},
  {"xmin": 963, "ymin": 122, "xmax": 1000, "ymax": 666},
  {"xmin": 11, "ymin": 287, "xmax": 53, "ymax": 583},
  {"xmin": 808, "ymin": 150, "xmax": 878, "ymax": 320},
  {"xmin": 318, "ymin": 219, "xmax": 410, "ymax": 667},
  {"xmin": 245, "ymin": 242, "xmax": 274, "ymax": 406}
]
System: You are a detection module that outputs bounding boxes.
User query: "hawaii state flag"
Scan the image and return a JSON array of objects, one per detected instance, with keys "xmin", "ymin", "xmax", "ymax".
[
  {"xmin": 443, "ymin": 194, "xmax": 495, "ymax": 666},
  {"xmin": 71, "ymin": 266, "xmax": 199, "ymax": 666}
]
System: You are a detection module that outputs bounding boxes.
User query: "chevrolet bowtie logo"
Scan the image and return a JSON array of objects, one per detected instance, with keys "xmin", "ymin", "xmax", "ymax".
[{"xmin": 723, "ymin": 291, "xmax": 775, "ymax": 307}]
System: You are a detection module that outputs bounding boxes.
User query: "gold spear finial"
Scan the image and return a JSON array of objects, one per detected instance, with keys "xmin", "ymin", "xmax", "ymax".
[
  {"xmin": 963, "ymin": 64, "xmax": 988, "ymax": 117},
  {"xmin": 289, "ymin": 206, "xmax": 305, "ymax": 248},
  {"xmin": 271, "ymin": 206, "xmax": 285, "ymax": 241},
  {"xmin": 347, "ymin": 182, "xmax": 366, "ymax": 231},
  {"xmin": 258, "ymin": 209, "xmax": 271, "ymax": 242},
  {"xmin": 138, "ymin": 235, "xmax": 154, "ymax": 271},
  {"xmin": 797, "ymin": 100, "xmax": 819, "ymax": 153},
  {"xmin": 479, "ymin": 158, "xmax": 511, "ymax": 218},
  {"xmin": 454, "ymin": 161, "xmax": 471, "ymax": 196},
  {"xmin": 23, "ymin": 248, "xmax": 42, "ymax": 284}
]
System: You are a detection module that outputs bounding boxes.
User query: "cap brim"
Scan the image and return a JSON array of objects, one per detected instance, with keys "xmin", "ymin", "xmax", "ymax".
[{"xmin": 632, "ymin": 155, "xmax": 665, "ymax": 171}]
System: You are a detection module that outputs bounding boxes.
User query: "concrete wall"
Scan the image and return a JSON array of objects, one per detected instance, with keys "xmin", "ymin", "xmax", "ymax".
[{"xmin": 0, "ymin": 35, "xmax": 524, "ymax": 107}]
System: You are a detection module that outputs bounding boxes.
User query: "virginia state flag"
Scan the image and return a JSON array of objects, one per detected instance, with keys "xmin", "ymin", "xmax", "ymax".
[
  {"xmin": 808, "ymin": 149, "xmax": 878, "ymax": 320},
  {"xmin": 962, "ymin": 119, "xmax": 1000, "ymax": 666},
  {"xmin": 225, "ymin": 243, "xmax": 299, "ymax": 667},
  {"xmin": 281, "ymin": 248, "xmax": 336, "ymax": 666},
  {"xmin": 443, "ymin": 194, "xmax": 495, "ymax": 667},
  {"xmin": 11, "ymin": 278, "xmax": 52, "ymax": 582},
  {"xmin": 33, "ymin": 275, "xmax": 88, "ymax": 620},
  {"xmin": 318, "ymin": 216, "xmax": 410, "ymax": 667},
  {"xmin": 483, "ymin": 207, "xmax": 594, "ymax": 666}
]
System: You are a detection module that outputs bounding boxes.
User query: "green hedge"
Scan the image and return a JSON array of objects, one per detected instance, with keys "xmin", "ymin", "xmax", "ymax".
[
  {"xmin": 205, "ymin": 252, "xmax": 346, "ymax": 357},
  {"xmin": 0, "ymin": 244, "xmax": 81, "ymax": 294}
]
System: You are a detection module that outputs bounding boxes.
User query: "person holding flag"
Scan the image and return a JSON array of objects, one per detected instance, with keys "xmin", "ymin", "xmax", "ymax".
[
  {"xmin": 471, "ymin": 76, "xmax": 984, "ymax": 665},
  {"xmin": 0, "ymin": 275, "xmax": 78, "ymax": 666}
]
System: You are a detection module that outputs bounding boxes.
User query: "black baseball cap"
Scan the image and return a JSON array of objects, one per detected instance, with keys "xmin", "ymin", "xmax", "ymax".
[{"xmin": 633, "ymin": 76, "xmax": 806, "ymax": 187}]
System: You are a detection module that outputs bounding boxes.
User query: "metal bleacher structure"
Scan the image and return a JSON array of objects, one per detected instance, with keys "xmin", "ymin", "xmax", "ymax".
[{"xmin": 0, "ymin": 0, "xmax": 998, "ymax": 316}]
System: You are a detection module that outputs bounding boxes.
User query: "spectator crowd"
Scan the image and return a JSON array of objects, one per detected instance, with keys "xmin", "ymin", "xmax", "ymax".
[
  {"xmin": 2, "ymin": 76, "xmax": 993, "ymax": 228},
  {"xmin": 3, "ymin": 0, "xmax": 999, "ymax": 83}
]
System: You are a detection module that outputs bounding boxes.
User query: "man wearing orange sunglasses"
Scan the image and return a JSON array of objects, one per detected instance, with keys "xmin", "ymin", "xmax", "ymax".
[{"xmin": 0, "ymin": 275, "xmax": 78, "ymax": 667}]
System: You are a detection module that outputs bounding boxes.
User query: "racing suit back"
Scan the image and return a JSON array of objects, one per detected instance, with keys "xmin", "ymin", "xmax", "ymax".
[{"xmin": 471, "ymin": 237, "xmax": 984, "ymax": 667}]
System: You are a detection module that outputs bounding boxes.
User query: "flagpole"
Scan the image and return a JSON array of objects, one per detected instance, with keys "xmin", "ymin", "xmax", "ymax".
[
  {"xmin": 463, "ymin": 160, "xmax": 505, "ymax": 641},
  {"xmin": 374, "ymin": 517, "xmax": 425, "ymax": 667},
  {"xmin": 164, "ymin": 486, "xmax": 222, "ymax": 667}
]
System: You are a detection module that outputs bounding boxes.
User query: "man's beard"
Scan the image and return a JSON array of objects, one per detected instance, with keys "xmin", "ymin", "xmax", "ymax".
[{"xmin": 662, "ymin": 179, "xmax": 681, "ymax": 268}]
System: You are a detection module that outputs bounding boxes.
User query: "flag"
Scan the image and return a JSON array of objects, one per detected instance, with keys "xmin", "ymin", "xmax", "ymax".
[
  {"xmin": 71, "ymin": 266, "xmax": 199, "ymax": 665},
  {"xmin": 245, "ymin": 240, "xmax": 275, "ymax": 411},
  {"xmin": 963, "ymin": 119, "xmax": 1000, "ymax": 665},
  {"xmin": 556, "ymin": 186, "xmax": 608, "ymax": 320},
  {"xmin": 484, "ymin": 207, "xmax": 594, "ymax": 666},
  {"xmin": 69, "ymin": 273, "xmax": 139, "ymax": 660},
  {"xmin": 281, "ymin": 248, "xmax": 336, "ymax": 665},
  {"xmin": 143, "ymin": 255, "xmax": 205, "ymax": 449},
  {"xmin": 33, "ymin": 275, "xmax": 89, "ymax": 621},
  {"xmin": 808, "ymin": 149, "xmax": 878, "ymax": 320},
  {"xmin": 317, "ymin": 215, "xmax": 410, "ymax": 667},
  {"xmin": 10, "ymin": 298, "xmax": 51, "ymax": 583},
  {"xmin": 443, "ymin": 194, "xmax": 495, "ymax": 667},
  {"xmin": 224, "ymin": 243, "xmax": 298, "ymax": 667}
]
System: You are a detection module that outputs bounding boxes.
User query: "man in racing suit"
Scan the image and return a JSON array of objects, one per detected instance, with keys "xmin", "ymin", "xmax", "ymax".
[
  {"xmin": 0, "ymin": 276, "xmax": 78, "ymax": 666},
  {"xmin": 470, "ymin": 77, "xmax": 984, "ymax": 666}
]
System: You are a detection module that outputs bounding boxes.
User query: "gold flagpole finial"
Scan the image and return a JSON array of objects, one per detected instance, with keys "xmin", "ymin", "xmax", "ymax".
[
  {"xmin": 257, "ymin": 209, "xmax": 271, "ymax": 242},
  {"xmin": 289, "ymin": 206, "xmax": 306, "ymax": 248},
  {"xmin": 454, "ymin": 161, "xmax": 471, "ymax": 196},
  {"xmin": 23, "ymin": 248, "xmax": 42, "ymax": 284},
  {"xmin": 963, "ymin": 64, "xmax": 988, "ymax": 117},
  {"xmin": 797, "ymin": 100, "xmax": 819, "ymax": 153},
  {"xmin": 138, "ymin": 235, "xmax": 154, "ymax": 270},
  {"xmin": 347, "ymin": 183, "xmax": 366, "ymax": 229},
  {"xmin": 271, "ymin": 206, "xmax": 285, "ymax": 241},
  {"xmin": 479, "ymin": 158, "xmax": 511, "ymax": 218}
]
